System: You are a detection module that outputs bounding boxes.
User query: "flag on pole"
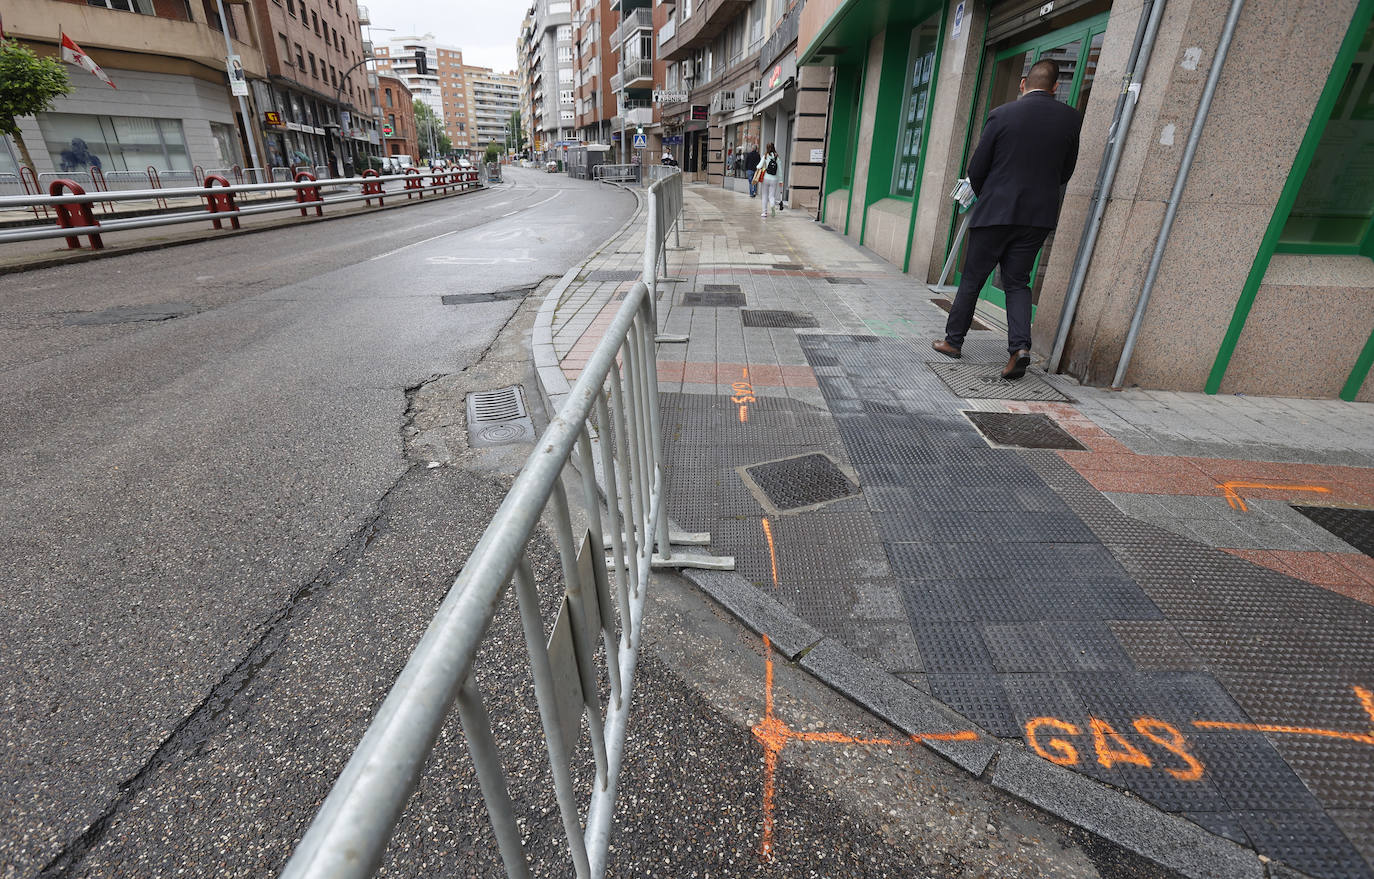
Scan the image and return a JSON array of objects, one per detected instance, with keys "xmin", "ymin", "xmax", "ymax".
[{"xmin": 59, "ymin": 32, "xmax": 116, "ymax": 89}]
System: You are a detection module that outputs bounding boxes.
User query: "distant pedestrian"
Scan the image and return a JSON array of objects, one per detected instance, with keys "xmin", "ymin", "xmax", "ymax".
[
  {"xmin": 758, "ymin": 143, "xmax": 781, "ymax": 219},
  {"xmin": 662, "ymin": 150, "xmax": 678, "ymax": 167},
  {"xmin": 933, "ymin": 58, "xmax": 1081, "ymax": 380},
  {"xmin": 745, "ymin": 145, "xmax": 761, "ymax": 197}
]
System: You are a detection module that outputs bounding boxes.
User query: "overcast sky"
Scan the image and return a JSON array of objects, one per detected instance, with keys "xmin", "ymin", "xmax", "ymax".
[{"xmin": 363, "ymin": 0, "xmax": 523, "ymax": 72}]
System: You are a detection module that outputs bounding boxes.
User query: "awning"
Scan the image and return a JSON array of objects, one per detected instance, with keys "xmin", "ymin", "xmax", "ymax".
[
  {"xmin": 752, "ymin": 78, "xmax": 794, "ymax": 116},
  {"xmin": 800, "ymin": 0, "xmax": 944, "ymax": 66}
]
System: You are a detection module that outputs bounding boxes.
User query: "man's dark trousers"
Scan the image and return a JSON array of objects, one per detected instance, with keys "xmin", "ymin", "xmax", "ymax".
[{"xmin": 944, "ymin": 224, "xmax": 1051, "ymax": 353}]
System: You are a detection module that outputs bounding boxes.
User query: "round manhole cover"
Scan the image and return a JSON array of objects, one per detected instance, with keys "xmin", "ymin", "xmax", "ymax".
[{"xmin": 478, "ymin": 423, "xmax": 529, "ymax": 444}]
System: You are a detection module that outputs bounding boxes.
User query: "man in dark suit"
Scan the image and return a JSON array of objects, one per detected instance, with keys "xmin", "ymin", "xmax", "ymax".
[
  {"xmin": 745, "ymin": 145, "xmax": 761, "ymax": 197},
  {"xmin": 933, "ymin": 58, "xmax": 1081, "ymax": 379}
]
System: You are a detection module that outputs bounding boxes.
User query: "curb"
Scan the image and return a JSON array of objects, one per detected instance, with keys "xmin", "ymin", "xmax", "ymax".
[
  {"xmin": 529, "ymin": 184, "xmax": 645, "ymax": 419},
  {"xmin": 0, "ymin": 181, "xmax": 493, "ymax": 277}
]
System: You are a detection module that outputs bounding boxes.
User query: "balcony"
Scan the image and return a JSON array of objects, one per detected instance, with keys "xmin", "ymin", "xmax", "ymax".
[
  {"xmin": 356, "ymin": 4, "xmax": 369, "ymax": 24},
  {"xmin": 659, "ymin": 0, "xmax": 751, "ymax": 62},
  {"xmin": 658, "ymin": 17, "xmax": 676, "ymax": 48},
  {"xmin": 616, "ymin": 58, "xmax": 653, "ymax": 90},
  {"xmin": 611, "ymin": 6, "xmax": 652, "ymax": 46}
]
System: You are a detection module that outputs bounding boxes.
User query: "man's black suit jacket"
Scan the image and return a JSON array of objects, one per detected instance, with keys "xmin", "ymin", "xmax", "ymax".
[{"xmin": 967, "ymin": 90, "xmax": 1082, "ymax": 230}]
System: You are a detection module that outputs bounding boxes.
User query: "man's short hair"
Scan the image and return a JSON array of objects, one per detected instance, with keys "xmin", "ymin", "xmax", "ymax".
[{"xmin": 1026, "ymin": 59, "xmax": 1060, "ymax": 91}]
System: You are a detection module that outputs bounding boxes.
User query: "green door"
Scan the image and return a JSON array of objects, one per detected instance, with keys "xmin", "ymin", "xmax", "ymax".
[{"xmin": 956, "ymin": 14, "xmax": 1108, "ymax": 313}]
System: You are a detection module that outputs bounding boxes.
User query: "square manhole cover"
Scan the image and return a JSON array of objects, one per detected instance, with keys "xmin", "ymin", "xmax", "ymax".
[
  {"xmin": 1291, "ymin": 506, "xmax": 1374, "ymax": 557},
  {"xmin": 682, "ymin": 288, "xmax": 746, "ymax": 307},
  {"xmin": 772, "ymin": 263, "xmax": 805, "ymax": 270},
  {"xmin": 738, "ymin": 452, "xmax": 860, "ymax": 514},
  {"xmin": 927, "ymin": 361, "xmax": 1070, "ymax": 402},
  {"xmin": 466, "ymin": 385, "xmax": 536, "ymax": 447},
  {"xmin": 741, "ymin": 309, "xmax": 819, "ymax": 328},
  {"xmin": 825, "ymin": 276, "xmax": 866, "ymax": 285},
  {"xmin": 963, "ymin": 411, "xmax": 1086, "ymax": 451}
]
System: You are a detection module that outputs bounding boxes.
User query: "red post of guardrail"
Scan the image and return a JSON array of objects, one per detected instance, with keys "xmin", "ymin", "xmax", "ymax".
[
  {"xmin": 231, "ymin": 164, "xmax": 244, "ymax": 185},
  {"xmin": 294, "ymin": 170, "xmax": 323, "ymax": 216},
  {"xmin": 202, "ymin": 174, "xmax": 240, "ymax": 230},
  {"xmin": 360, "ymin": 168, "xmax": 385, "ymax": 206},
  {"xmin": 146, "ymin": 166, "xmax": 168, "ymax": 210},
  {"xmin": 404, "ymin": 167, "xmax": 424, "ymax": 200},
  {"xmin": 49, "ymin": 179, "xmax": 104, "ymax": 250},
  {"xmin": 88, "ymin": 166, "xmax": 114, "ymax": 213}
]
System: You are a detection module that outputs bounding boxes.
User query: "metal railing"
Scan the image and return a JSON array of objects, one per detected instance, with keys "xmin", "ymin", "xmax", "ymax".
[
  {"xmin": 592, "ymin": 163, "xmax": 641, "ymax": 184},
  {"xmin": 0, "ymin": 170, "xmax": 483, "ymax": 248},
  {"xmin": 280, "ymin": 172, "xmax": 693, "ymax": 879}
]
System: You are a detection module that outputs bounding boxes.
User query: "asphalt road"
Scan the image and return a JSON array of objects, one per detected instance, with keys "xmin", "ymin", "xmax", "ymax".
[
  {"xmin": 0, "ymin": 170, "xmax": 633, "ymax": 876},
  {"xmin": 0, "ymin": 169, "xmax": 1181, "ymax": 878}
]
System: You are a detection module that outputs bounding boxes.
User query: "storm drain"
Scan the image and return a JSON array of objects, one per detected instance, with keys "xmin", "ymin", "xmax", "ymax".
[
  {"xmin": 772, "ymin": 263, "xmax": 805, "ymax": 271},
  {"xmin": 964, "ymin": 411, "xmax": 1086, "ymax": 451},
  {"xmin": 739, "ymin": 452, "xmax": 859, "ymax": 514},
  {"xmin": 929, "ymin": 297, "xmax": 990, "ymax": 331},
  {"xmin": 682, "ymin": 285, "xmax": 746, "ymax": 307},
  {"xmin": 466, "ymin": 385, "xmax": 536, "ymax": 447},
  {"xmin": 928, "ymin": 361, "xmax": 1070, "ymax": 402},
  {"xmin": 585, "ymin": 269, "xmax": 640, "ymax": 281},
  {"xmin": 825, "ymin": 276, "xmax": 866, "ymax": 285},
  {"xmin": 442, "ymin": 283, "xmax": 536, "ymax": 305},
  {"xmin": 65, "ymin": 303, "xmax": 198, "ymax": 325},
  {"xmin": 1292, "ymin": 506, "xmax": 1374, "ymax": 557},
  {"xmin": 741, "ymin": 309, "xmax": 819, "ymax": 328}
]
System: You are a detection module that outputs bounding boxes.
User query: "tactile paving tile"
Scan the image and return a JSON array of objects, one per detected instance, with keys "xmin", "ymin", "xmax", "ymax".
[
  {"xmin": 1268, "ymin": 736, "xmax": 1374, "ymax": 811},
  {"xmin": 927, "ymin": 361, "xmax": 1071, "ymax": 402},
  {"xmin": 963, "ymin": 411, "xmax": 1087, "ymax": 451},
  {"xmin": 1188, "ymin": 734, "xmax": 1325, "ymax": 812},
  {"xmin": 999, "ymin": 672, "xmax": 1083, "ymax": 724},
  {"xmin": 1103, "ymin": 764, "xmax": 1231, "ymax": 814},
  {"xmin": 1232, "ymin": 810, "xmax": 1372, "ymax": 879},
  {"xmin": 740, "ymin": 309, "xmax": 821, "ymax": 328},
  {"xmin": 743, "ymin": 453, "xmax": 859, "ymax": 512},
  {"xmin": 681, "ymin": 289, "xmax": 746, "ymax": 307},
  {"xmin": 1292, "ymin": 505, "xmax": 1374, "ymax": 557},
  {"xmin": 1109, "ymin": 621, "xmax": 1205, "ymax": 671},
  {"xmin": 912, "ymin": 621, "xmax": 997, "ymax": 675},
  {"xmin": 927, "ymin": 674, "xmax": 1021, "ymax": 737}
]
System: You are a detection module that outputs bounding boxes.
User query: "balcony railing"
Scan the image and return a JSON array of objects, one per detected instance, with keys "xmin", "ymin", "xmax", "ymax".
[
  {"xmin": 356, "ymin": 4, "xmax": 369, "ymax": 23},
  {"xmin": 611, "ymin": 6, "xmax": 653, "ymax": 46},
  {"xmin": 659, "ymin": 0, "xmax": 750, "ymax": 61},
  {"xmin": 619, "ymin": 58, "xmax": 653, "ymax": 89}
]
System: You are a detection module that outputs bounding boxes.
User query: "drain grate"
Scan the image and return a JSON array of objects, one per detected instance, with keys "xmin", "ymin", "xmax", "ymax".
[
  {"xmin": 66, "ymin": 303, "xmax": 197, "ymax": 325},
  {"xmin": 964, "ymin": 411, "xmax": 1086, "ymax": 451},
  {"xmin": 1291, "ymin": 506, "xmax": 1374, "ymax": 557},
  {"xmin": 740, "ymin": 452, "xmax": 859, "ymax": 513},
  {"xmin": 741, "ymin": 309, "xmax": 819, "ymax": 328},
  {"xmin": 585, "ymin": 269, "xmax": 641, "ymax": 281},
  {"xmin": 825, "ymin": 277, "xmax": 865, "ymax": 285},
  {"xmin": 442, "ymin": 284, "xmax": 535, "ymax": 305},
  {"xmin": 927, "ymin": 361, "xmax": 1070, "ymax": 402},
  {"xmin": 930, "ymin": 297, "xmax": 990, "ymax": 331},
  {"xmin": 682, "ymin": 288, "xmax": 746, "ymax": 307},
  {"xmin": 466, "ymin": 385, "xmax": 536, "ymax": 447},
  {"xmin": 772, "ymin": 263, "xmax": 805, "ymax": 271}
]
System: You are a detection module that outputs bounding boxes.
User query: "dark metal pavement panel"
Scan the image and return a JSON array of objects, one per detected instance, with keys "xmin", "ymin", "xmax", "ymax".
[
  {"xmin": 990, "ymin": 745, "xmax": 1266, "ymax": 879},
  {"xmin": 1231, "ymin": 810, "xmax": 1374, "ymax": 879},
  {"xmin": 927, "ymin": 674, "xmax": 1021, "ymax": 737},
  {"xmin": 798, "ymin": 638, "xmax": 996, "ymax": 775},
  {"xmin": 741, "ymin": 452, "xmax": 860, "ymax": 513},
  {"xmin": 1188, "ymin": 734, "xmax": 1325, "ymax": 813},
  {"xmin": 928, "ymin": 361, "xmax": 1071, "ymax": 402},
  {"xmin": 1110, "ymin": 621, "xmax": 1207, "ymax": 671},
  {"xmin": 964, "ymin": 411, "xmax": 1087, "ymax": 451},
  {"xmin": 1332, "ymin": 810, "xmax": 1374, "ymax": 871},
  {"xmin": 584, "ymin": 269, "xmax": 641, "ymax": 281},
  {"xmin": 825, "ymin": 276, "xmax": 866, "ymax": 284},
  {"xmin": 1292, "ymin": 506, "xmax": 1374, "ymax": 557},
  {"xmin": 771, "ymin": 262, "xmax": 805, "ymax": 270},
  {"xmin": 681, "ymin": 289, "xmax": 746, "ymax": 307},
  {"xmin": 681, "ymin": 568, "xmax": 822, "ymax": 660},
  {"xmin": 740, "ymin": 309, "xmax": 820, "ymax": 328},
  {"xmin": 984, "ymin": 626, "xmax": 1072, "ymax": 673},
  {"xmin": 1268, "ymin": 736, "xmax": 1374, "ymax": 812}
]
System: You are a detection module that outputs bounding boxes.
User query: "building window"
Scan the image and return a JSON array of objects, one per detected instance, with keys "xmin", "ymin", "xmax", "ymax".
[
  {"xmin": 38, "ymin": 112, "xmax": 191, "ymax": 171},
  {"xmin": 86, "ymin": 0, "xmax": 155, "ymax": 13},
  {"xmin": 286, "ymin": 0, "xmax": 295, "ymax": 15},
  {"xmin": 892, "ymin": 23, "xmax": 938, "ymax": 197},
  {"xmin": 279, "ymin": 33, "xmax": 291, "ymax": 65},
  {"xmin": 1278, "ymin": 11, "xmax": 1374, "ymax": 258},
  {"xmin": 295, "ymin": 44, "xmax": 305, "ymax": 70},
  {"xmin": 309, "ymin": 52, "xmax": 318, "ymax": 78},
  {"xmin": 385, "ymin": 88, "xmax": 393, "ymax": 107}
]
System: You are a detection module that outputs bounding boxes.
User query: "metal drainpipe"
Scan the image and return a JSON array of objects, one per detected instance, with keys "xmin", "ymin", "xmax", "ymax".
[
  {"xmin": 1047, "ymin": 0, "xmax": 1167, "ymax": 373},
  {"xmin": 1112, "ymin": 0, "xmax": 1246, "ymax": 389}
]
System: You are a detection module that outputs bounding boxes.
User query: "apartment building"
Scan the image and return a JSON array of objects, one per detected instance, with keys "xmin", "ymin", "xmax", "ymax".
[
  {"xmin": 250, "ymin": 0, "xmax": 377, "ymax": 173},
  {"xmin": 606, "ymin": 0, "xmax": 668, "ymax": 161},
  {"xmin": 571, "ymin": 0, "xmax": 618, "ymax": 146},
  {"xmin": 373, "ymin": 35, "xmax": 470, "ymax": 155},
  {"xmin": 377, "ymin": 73, "xmax": 417, "ymax": 161},
  {"xmin": 464, "ymin": 69, "xmax": 521, "ymax": 152},
  {"xmin": 3, "ymin": 0, "xmax": 268, "ymax": 176},
  {"xmin": 522, "ymin": 0, "xmax": 577, "ymax": 154},
  {"xmin": 517, "ymin": 12, "xmax": 539, "ymax": 152}
]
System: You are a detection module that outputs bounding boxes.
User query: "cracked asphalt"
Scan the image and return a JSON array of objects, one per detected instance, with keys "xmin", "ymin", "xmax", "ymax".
[{"xmin": 2, "ymin": 170, "xmax": 1184, "ymax": 878}]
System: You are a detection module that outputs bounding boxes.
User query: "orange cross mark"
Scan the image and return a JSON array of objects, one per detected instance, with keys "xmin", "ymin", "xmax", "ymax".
[
  {"xmin": 1193, "ymin": 685, "xmax": 1374, "ymax": 746},
  {"xmin": 1219, "ymin": 480, "xmax": 1331, "ymax": 512}
]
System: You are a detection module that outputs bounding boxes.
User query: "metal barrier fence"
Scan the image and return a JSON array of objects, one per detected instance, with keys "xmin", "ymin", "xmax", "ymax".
[
  {"xmin": 279, "ymin": 172, "xmax": 712, "ymax": 879},
  {"xmin": 0, "ymin": 170, "xmax": 483, "ymax": 249},
  {"xmin": 592, "ymin": 163, "xmax": 641, "ymax": 185}
]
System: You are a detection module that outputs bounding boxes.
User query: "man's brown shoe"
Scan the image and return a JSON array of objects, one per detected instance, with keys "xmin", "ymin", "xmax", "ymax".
[
  {"xmin": 932, "ymin": 339, "xmax": 961, "ymax": 359},
  {"xmin": 1002, "ymin": 349, "xmax": 1032, "ymax": 380}
]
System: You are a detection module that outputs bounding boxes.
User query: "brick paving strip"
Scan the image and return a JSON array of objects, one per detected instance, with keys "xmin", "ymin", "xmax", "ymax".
[{"xmin": 534, "ymin": 181, "xmax": 1374, "ymax": 879}]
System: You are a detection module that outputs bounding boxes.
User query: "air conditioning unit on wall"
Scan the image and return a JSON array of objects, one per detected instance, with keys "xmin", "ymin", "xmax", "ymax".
[
  {"xmin": 681, "ymin": 60, "xmax": 694, "ymax": 79},
  {"xmin": 742, "ymin": 81, "xmax": 760, "ymax": 104}
]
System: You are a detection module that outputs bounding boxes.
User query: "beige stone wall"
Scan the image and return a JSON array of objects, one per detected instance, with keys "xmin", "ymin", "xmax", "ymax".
[
  {"xmin": 826, "ymin": 188, "xmax": 851, "ymax": 232},
  {"xmin": 789, "ymin": 65, "xmax": 831, "ymax": 216},
  {"xmin": 844, "ymin": 32, "xmax": 886, "ymax": 244},
  {"xmin": 1034, "ymin": 0, "xmax": 1362, "ymax": 393},
  {"xmin": 864, "ymin": 198, "xmax": 913, "ymax": 266}
]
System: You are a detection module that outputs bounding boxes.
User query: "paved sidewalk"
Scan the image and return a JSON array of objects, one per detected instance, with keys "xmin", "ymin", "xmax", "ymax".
[{"xmin": 537, "ymin": 181, "xmax": 1374, "ymax": 879}]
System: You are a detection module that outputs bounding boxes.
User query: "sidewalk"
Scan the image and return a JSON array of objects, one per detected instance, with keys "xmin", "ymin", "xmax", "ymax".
[{"xmin": 536, "ymin": 180, "xmax": 1374, "ymax": 879}]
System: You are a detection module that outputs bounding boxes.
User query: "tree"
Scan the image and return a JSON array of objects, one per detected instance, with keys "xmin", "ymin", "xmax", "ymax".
[
  {"xmin": 507, "ymin": 111, "xmax": 526, "ymax": 153},
  {"xmin": 412, "ymin": 99, "xmax": 448, "ymax": 160},
  {"xmin": 0, "ymin": 41, "xmax": 72, "ymax": 170},
  {"xmin": 483, "ymin": 142, "xmax": 500, "ymax": 165}
]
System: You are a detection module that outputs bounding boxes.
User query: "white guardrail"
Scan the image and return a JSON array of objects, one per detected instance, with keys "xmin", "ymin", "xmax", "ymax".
[
  {"xmin": 278, "ymin": 169, "xmax": 720, "ymax": 879},
  {"xmin": 0, "ymin": 169, "xmax": 483, "ymax": 249}
]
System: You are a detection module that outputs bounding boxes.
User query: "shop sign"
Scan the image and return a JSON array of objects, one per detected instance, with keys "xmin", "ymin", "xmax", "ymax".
[
  {"xmin": 653, "ymin": 89, "xmax": 689, "ymax": 104},
  {"xmin": 690, "ymin": 104, "xmax": 708, "ymax": 121},
  {"xmin": 263, "ymin": 111, "xmax": 284, "ymax": 126},
  {"xmin": 381, "ymin": 122, "xmax": 394, "ymax": 136},
  {"xmin": 765, "ymin": 53, "xmax": 797, "ymax": 93}
]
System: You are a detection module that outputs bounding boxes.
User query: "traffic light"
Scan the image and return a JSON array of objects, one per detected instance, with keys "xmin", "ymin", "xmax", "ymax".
[{"xmin": 414, "ymin": 49, "xmax": 428, "ymax": 76}]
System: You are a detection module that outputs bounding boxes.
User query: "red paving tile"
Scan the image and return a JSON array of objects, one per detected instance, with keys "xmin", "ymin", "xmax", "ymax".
[
  {"xmin": 1333, "ymin": 552, "xmax": 1374, "ymax": 586},
  {"xmin": 682, "ymin": 362, "xmax": 717, "ymax": 384},
  {"xmin": 746, "ymin": 364, "xmax": 783, "ymax": 385}
]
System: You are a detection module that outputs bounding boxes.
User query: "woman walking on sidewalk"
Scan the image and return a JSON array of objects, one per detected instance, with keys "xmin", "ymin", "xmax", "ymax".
[{"xmin": 758, "ymin": 143, "xmax": 781, "ymax": 218}]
